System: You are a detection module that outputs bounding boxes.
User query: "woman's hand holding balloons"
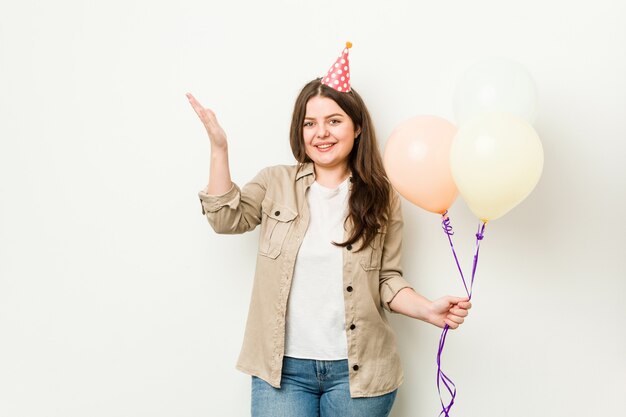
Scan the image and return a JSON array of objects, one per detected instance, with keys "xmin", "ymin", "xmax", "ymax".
[
  {"xmin": 388, "ymin": 288, "xmax": 471, "ymax": 330},
  {"xmin": 427, "ymin": 296, "xmax": 472, "ymax": 330}
]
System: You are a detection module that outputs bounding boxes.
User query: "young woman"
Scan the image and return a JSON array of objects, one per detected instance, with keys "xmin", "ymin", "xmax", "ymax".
[{"xmin": 187, "ymin": 53, "xmax": 471, "ymax": 417}]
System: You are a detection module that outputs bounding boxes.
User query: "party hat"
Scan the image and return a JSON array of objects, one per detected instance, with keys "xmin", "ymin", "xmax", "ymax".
[{"xmin": 321, "ymin": 42, "xmax": 352, "ymax": 92}]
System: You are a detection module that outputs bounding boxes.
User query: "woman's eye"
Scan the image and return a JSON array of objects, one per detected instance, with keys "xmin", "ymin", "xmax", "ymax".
[
  {"xmin": 303, "ymin": 122, "xmax": 314, "ymax": 127},
  {"xmin": 329, "ymin": 119, "xmax": 341, "ymax": 125}
]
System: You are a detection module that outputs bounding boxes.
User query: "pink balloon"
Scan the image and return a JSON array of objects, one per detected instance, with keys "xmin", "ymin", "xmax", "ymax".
[{"xmin": 383, "ymin": 116, "xmax": 458, "ymax": 214}]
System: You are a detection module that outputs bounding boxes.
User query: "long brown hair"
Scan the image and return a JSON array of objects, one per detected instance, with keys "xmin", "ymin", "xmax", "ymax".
[{"xmin": 289, "ymin": 78, "xmax": 392, "ymax": 251}]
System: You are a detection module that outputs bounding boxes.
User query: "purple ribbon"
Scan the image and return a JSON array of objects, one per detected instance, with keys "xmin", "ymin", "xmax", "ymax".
[{"xmin": 436, "ymin": 211, "xmax": 486, "ymax": 417}]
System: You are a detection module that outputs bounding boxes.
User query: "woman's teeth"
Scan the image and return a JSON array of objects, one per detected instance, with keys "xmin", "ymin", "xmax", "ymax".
[{"xmin": 317, "ymin": 144, "xmax": 334, "ymax": 149}]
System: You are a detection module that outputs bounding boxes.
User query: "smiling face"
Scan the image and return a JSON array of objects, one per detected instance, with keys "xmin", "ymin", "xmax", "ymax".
[{"xmin": 302, "ymin": 95, "xmax": 361, "ymax": 173}]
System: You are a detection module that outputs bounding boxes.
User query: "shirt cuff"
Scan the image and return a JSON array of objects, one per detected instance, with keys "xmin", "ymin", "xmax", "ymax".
[
  {"xmin": 198, "ymin": 183, "xmax": 239, "ymax": 215},
  {"xmin": 380, "ymin": 276, "xmax": 414, "ymax": 313}
]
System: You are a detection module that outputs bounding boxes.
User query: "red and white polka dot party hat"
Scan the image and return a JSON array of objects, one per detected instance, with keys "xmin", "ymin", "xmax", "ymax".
[{"xmin": 321, "ymin": 42, "xmax": 352, "ymax": 92}]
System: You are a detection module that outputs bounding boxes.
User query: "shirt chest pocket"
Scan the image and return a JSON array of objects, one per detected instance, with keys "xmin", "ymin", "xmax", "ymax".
[
  {"xmin": 359, "ymin": 230, "xmax": 386, "ymax": 271},
  {"xmin": 258, "ymin": 202, "xmax": 298, "ymax": 259}
]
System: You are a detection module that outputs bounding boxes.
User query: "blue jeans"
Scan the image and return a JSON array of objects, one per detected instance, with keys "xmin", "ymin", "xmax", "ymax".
[{"xmin": 251, "ymin": 356, "xmax": 397, "ymax": 417}]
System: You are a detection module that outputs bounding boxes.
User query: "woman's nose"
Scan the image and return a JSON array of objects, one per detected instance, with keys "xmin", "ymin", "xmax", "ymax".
[{"xmin": 316, "ymin": 126, "xmax": 329, "ymax": 138}]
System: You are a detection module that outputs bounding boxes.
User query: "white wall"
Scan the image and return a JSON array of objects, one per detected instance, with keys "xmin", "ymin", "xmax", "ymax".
[{"xmin": 1, "ymin": 0, "xmax": 624, "ymax": 416}]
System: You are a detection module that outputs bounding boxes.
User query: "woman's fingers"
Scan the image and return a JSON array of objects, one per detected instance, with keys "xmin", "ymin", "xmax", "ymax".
[
  {"xmin": 186, "ymin": 93, "xmax": 204, "ymax": 115},
  {"xmin": 186, "ymin": 93, "xmax": 214, "ymax": 124},
  {"xmin": 447, "ymin": 314, "xmax": 465, "ymax": 324},
  {"xmin": 444, "ymin": 319, "xmax": 460, "ymax": 329},
  {"xmin": 186, "ymin": 92, "xmax": 204, "ymax": 108},
  {"xmin": 439, "ymin": 296, "xmax": 472, "ymax": 329},
  {"xmin": 186, "ymin": 93, "xmax": 227, "ymax": 146},
  {"xmin": 449, "ymin": 307, "xmax": 469, "ymax": 317}
]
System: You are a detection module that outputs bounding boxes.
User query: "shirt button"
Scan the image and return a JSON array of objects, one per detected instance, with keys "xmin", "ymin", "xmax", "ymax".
[
  {"xmin": 346, "ymin": 286, "xmax": 353, "ymax": 292},
  {"xmin": 346, "ymin": 244, "xmax": 352, "ymax": 251},
  {"xmin": 352, "ymin": 364, "xmax": 359, "ymax": 371},
  {"xmin": 350, "ymin": 324, "xmax": 356, "ymax": 330},
  {"xmin": 274, "ymin": 210, "xmax": 280, "ymax": 216}
]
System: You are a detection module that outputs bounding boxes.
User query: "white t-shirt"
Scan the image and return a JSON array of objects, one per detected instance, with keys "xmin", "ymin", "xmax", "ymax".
[{"xmin": 284, "ymin": 177, "xmax": 350, "ymax": 360}]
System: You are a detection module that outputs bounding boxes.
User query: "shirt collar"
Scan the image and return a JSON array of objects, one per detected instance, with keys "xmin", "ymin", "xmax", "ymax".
[
  {"xmin": 295, "ymin": 162, "xmax": 315, "ymax": 181},
  {"xmin": 295, "ymin": 162, "xmax": 355, "ymax": 188}
]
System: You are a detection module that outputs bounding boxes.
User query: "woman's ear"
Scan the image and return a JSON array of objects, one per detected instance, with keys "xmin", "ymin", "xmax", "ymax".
[{"xmin": 355, "ymin": 126, "xmax": 362, "ymax": 138}]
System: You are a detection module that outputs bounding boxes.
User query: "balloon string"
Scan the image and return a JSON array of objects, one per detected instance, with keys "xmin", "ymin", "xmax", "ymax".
[
  {"xmin": 468, "ymin": 222, "xmax": 486, "ymax": 300},
  {"xmin": 436, "ymin": 324, "xmax": 456, "ymax": 417},
  {"xmin": 436, "ymin": 213, "xmax": 487, "ymax": 416},
  {"xmin": 441, "ymin": 212, "xmax": 470, "ymax": 298}
]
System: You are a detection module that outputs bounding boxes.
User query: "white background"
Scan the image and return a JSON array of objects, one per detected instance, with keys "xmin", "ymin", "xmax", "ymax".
[{"xmin": 1, "ymin": 0, "xmax": 625, "ymax": 416}]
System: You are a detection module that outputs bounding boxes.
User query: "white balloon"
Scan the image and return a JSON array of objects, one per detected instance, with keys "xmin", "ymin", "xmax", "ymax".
[
  {"xmin": 453, "ymin": 57, "xmax": 538, "ymax": 126},
  {"xmin": 450, "ymin": 112, "xmax": 544, "ymax": 221}
]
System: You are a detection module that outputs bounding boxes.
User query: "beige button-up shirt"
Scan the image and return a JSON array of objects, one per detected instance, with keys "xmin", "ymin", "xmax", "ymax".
[{"xmin": 198, "ymin": 162, "xmax": 413, "ymax": 398}]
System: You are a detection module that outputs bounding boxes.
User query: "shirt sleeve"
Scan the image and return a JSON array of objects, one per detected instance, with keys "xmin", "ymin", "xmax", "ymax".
[
  {"xmin": 197, "ymin": 167, "xmax": 269, "ymax": 234},
  {"xmin": 379, "ymin": 191, "xmax": 414, "ymax": 312}
]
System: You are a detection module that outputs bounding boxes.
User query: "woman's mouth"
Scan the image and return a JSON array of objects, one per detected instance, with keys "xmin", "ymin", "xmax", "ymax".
[{"xmin": 315, "ymin": 143, "xmax": 335, "ymax": 152}]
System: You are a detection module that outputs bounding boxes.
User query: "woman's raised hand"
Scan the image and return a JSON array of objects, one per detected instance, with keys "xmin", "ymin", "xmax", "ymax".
[
  {"xmin": 187, "ymin": 92, "xmax": 232, "ymax": 195},
  {"xmin": 186, "ymin": 93, "xmax": 228, "ymax": 150}
]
